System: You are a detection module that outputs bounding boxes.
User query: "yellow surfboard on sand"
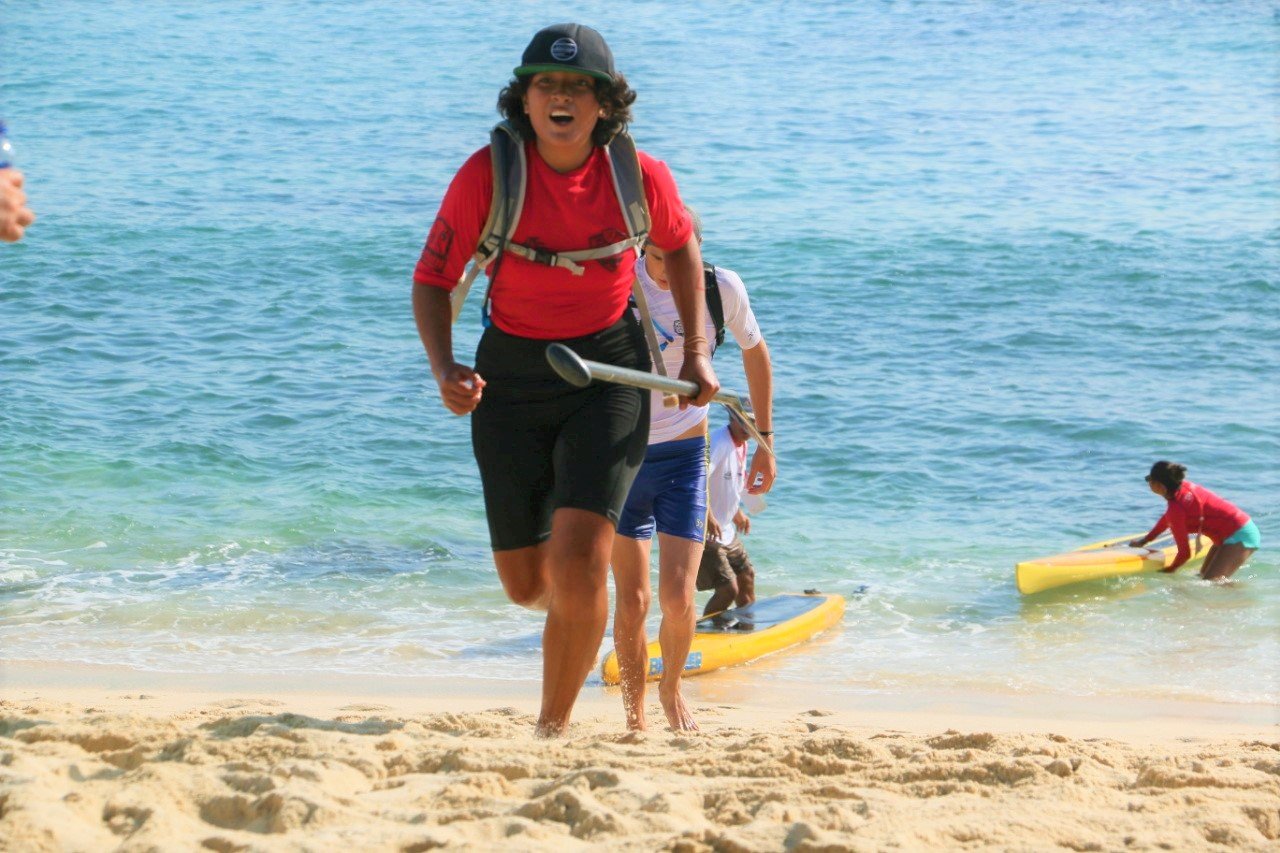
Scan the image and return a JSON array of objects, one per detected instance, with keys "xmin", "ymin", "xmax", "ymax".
[
  {"xmin": 601, "ymin": 592, "xmax": 845, "ymax": 685},
  {"xmin": 1016, "ymin": 532, "xmax": 1213, "ymax": 595}
]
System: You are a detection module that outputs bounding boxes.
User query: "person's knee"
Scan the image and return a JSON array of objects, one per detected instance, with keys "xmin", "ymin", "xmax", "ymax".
[
  {"xmin": 615, "ymin": 584, "xmax": 651, "ymax": 623},
  {"xmin": 703, "ymin": 584, "xmax": 732, "ymax": 615},
  {"xmin": 549, "ymin": 564, "xmax": 610, "ymax": 619},
  {"xmin": 504, "ymin": 582, "xmax": 548, "ymax": 609},
  {"xmin": 658, "ymin": 582, "xmax": 695, "ymax": 619},
  {"xmin": 494, "ymin": 553, "xmax": 549, "ymax": 609}
]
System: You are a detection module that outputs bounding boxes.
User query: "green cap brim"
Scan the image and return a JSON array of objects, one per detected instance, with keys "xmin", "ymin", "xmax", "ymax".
[{"xmin": 513, "ymin": 64, "xmax": 612, "ymax": 82}]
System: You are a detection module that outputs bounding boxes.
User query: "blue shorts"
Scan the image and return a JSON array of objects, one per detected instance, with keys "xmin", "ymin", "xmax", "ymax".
[
  {"xmin": 617, "ymin": 435, "xmax": 708, "ymax": 541},
  {"xmin": 1223, "ymin": 519, "xmax": 1261, "ymax": 549}
]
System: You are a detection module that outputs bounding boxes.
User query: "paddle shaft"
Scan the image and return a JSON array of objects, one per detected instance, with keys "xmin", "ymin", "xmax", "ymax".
[{"xmin": 550, "ymin": 347, "xmax": 775, "ymax": 456}]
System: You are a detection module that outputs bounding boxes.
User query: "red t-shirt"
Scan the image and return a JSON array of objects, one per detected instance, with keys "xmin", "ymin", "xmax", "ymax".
[
  {"xmin": 414, "ymin": 140, "xmax": 693, "ymax": 339},
  {"xmin": 1143, "ymin": 481, "xmax": 1251, "ymax": 569}
]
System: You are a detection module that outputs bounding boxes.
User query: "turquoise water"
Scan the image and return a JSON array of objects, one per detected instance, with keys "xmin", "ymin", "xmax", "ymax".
[{"xmin": 2, "ymin": 2, "xmax": 1277, "ymax": 708}]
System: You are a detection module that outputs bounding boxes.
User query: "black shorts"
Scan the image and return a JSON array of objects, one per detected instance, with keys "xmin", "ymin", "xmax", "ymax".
[
  {"xmin": 696, "ymin": 537, "xmax": 754, "ymax": 591},
  {"xmin": 471, "ymin": 313, "xmax": 650, "ymax": 551}
]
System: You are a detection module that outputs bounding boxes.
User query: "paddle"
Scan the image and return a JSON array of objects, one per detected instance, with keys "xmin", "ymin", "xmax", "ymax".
[{"xmin": 544, "ymin": 343, "xmax": 775, "ymax": 457}]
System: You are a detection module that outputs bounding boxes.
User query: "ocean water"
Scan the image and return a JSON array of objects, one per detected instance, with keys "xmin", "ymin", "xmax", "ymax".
[{"xmin": 2, "ymin": 2, "xmax": 1277, "ymax": 709}]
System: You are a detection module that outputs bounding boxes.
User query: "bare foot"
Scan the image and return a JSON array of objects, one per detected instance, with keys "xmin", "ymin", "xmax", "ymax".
[
  {"xmin": 658, "ymin": 678, "xmax": 698, "ymax": 731},
  {"xmin": 625, "ymin": 707, "xmax": 647, "ymax": 731},
  {"xmin": 534, "ymin": 717, "xmax": 568, "ymax": 738},
  {"xmin": 620, "ymin": 671, "xmax": 648, "ymax": 731}
]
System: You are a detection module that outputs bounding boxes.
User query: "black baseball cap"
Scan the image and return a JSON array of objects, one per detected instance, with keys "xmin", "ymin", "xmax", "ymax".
[{"xmin": 514, "ymin": 23, "xmax": 616, "ymax": 82}]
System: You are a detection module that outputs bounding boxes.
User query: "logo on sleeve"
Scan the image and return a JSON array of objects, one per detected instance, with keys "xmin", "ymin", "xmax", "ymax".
[{"xmin": 422, "ymin": 217, "xmax": 454, "ymax": 274}]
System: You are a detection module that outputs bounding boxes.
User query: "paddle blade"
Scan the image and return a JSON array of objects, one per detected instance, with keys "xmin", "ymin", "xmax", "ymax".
[{"xmin": 545, "ymin": 343, "xmax": 592, "ymax": 388}]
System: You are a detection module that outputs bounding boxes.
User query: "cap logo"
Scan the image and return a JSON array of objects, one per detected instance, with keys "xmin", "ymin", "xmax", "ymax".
[{"xmin": 550, "ymin": 37, "xmax": 578, "ymax": 61}]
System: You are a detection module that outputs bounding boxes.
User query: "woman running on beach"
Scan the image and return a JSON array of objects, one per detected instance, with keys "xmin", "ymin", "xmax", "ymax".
[
  {"xmin": 1128, "ymin": 461, "xmax": 1260, "ymax": 581},
  {"xmin": 412, "ymin": 23, "xmax": 717, "ymax": 736}
]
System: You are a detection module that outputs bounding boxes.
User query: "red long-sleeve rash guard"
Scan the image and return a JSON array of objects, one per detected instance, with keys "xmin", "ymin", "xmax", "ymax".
[
  {"xmin": 414, "ymin": 141, "xmax": 693, "ymax": 340},
  {"xmin": 1143, "ymin": 481, "xmax": 1251, "ymax": 570}
]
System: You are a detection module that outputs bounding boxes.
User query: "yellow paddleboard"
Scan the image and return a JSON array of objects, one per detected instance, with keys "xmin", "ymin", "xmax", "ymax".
[
  {"xmin": 601, "ymin": 592, "xmax": 845, "ymax": 685},
  {"xmin": 1016, "ymin": 532, "xmax": 1213, "ymax": 595}
]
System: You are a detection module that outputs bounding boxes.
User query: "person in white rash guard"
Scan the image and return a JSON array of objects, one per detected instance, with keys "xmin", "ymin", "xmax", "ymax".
[{"xmin": 610, "ymin": 207, "xmax": 776, "ymax": 732}]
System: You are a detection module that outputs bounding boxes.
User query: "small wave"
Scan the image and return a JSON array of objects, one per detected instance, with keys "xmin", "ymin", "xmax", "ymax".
[{"xmin": 0, "ymin": 568, "xmax": 39, "ymax": 585}]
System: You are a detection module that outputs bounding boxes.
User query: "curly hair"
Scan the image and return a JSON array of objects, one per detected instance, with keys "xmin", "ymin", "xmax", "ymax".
[{"xmin": 496, "ymin": 73, "xmax": 637, "ymax": 146}]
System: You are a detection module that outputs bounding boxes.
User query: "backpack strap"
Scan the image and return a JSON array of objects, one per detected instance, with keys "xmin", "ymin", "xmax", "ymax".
[
  {"xmin": 631, "ymin": 277, "xmax": 668, "ymax": 377},
  {"xmin": 603, "ymin": 130, "xmax": 651, "ymax": 245},
  {"xmin": 501, "ymin": 236, "xmax": 644, "ymax": 275},
  {"xmin": 703, "ymin": 263, "xmax": 725, "ymax": 348},
  {"xmin": 452, "ymin": 126, "xmax": 655, "ymax": 323},
  {"xmin": 451, "ymin": 121, "xmax": 526, "ymax": 323},
  {"xmin": 632, "ymin": 261, "xmax": 725, "ymax": 382},
  {"xmin": 615, "ymin": 127, "xmax": 670, "ymax": 375},
  {"xmin": 497, "ymin": 128, "xmax": 651, "ymax": 273}
]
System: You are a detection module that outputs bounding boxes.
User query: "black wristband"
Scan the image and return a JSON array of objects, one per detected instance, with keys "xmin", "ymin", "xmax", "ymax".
[{"xmin": 759, "ymin": 430, "xmax": 774, "ymax": 437}]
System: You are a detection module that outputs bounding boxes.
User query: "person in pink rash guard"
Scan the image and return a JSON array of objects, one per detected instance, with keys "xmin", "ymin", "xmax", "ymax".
[{"xmin": 1128, "ymin": 461, "xmax": 1260, "ymax": 581}]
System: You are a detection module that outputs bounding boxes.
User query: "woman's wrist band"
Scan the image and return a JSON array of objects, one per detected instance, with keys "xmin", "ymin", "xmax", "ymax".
[{"xmin": 758, "ymin": 430, "xmax": 774, "ymax": 437}]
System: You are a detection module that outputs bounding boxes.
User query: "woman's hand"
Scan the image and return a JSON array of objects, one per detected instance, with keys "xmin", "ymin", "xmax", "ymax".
[
  {"xmin": 435, "ymin": 362, "xmax": 486, "ymax": 415},
  {"xmin": 677, "ymin": 351, "xmax": 719, "ymax": 409}
]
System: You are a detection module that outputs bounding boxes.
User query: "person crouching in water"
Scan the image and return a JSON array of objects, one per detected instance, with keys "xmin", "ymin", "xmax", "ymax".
[{"xmin": 1128, "ymin": 461, "xmax": 1260, "ymax": 581}]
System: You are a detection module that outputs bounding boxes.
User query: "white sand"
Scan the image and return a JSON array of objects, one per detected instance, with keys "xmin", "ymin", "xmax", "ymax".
[{"xmin": 1, "ymin": 662, "xmax": 1277, "ymax": 851}]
